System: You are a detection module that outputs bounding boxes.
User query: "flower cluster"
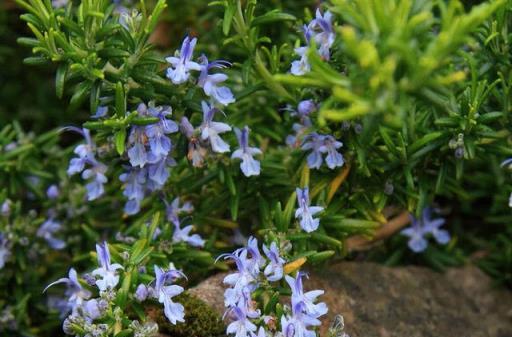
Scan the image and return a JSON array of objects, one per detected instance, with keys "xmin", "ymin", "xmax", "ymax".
[
  {"xmin": 67, "ymin": 127, "xmax": 108, "ymax": 201},
  {"xmin": 400, "ymin": 208, "xmax": 450, "ymax": 253},
  {"xmin": 44, "ymin": 241, "xmax": 187, "ymax": 335},
  {"xmin": 120, "ymin": 103, "xmax": 178, "ymax": 215},
  {"xmin": 166, "ymin": 36, "xmax": 235, "ymax": 106},
  {"xmin": 286, "ymin": 101, "xmax": 344, "ymax": 170},
  {"xmin": 281, "ymin": 273, "xmax": 328, "ymax": 337},
  {"xmin": 291, "ymin": 9, "xmax": 335, "ymax": 76},
  {"xmin": 220, "ymin": 238, "xmax": 327, "ymax": 337}
]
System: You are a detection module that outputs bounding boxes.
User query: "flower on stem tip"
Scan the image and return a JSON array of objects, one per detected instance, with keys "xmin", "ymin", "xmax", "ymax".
[
  {"xmin": 295, "ymin": 187, "xmax": 323, "ymax": 233},
  {"xmin": 232, "ymin": 126, "xmax": 262, "ymax": 177},
  {"xmin": 166, "ymin": 36, "xmax": 202, "ymax": 84},
  {"xmin": 152, "ymin": 265, "xmax": 186, "ymax": 324},
  {"xmin": 200, "ymin": 101, "xmax": 232, "ymax": 153},
  {"xmin": 198, "ymin": 55, "xmax": 235, "ymax": 106},
  {"xmin": 92, "ymin": 242, "xmax": 124, "ymax": 291},
  {"xmin": 171, "ymin": 217, "xmax": 205, "ymax": 248},
  {"xmin": 65, "ymin": 127, "xmax": 108, "ymax": 201},
  {"xmin": 44, "ymin": 268, "xmax": 92, "ymax": 316}
]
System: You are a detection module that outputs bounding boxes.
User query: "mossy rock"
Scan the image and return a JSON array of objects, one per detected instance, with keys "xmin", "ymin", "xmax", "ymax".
[{"xmin": 146, "ymin": 292, "xmax": 226, "ymax": 337}]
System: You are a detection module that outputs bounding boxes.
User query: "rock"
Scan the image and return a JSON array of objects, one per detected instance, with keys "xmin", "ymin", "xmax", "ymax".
[{"xmin": 190, "ymin": 262, "xmax": 512, "ymax": 337}]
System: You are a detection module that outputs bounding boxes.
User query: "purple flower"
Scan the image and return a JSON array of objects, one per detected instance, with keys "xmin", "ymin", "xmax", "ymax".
[
  {"xmin": 0, "ymin": 233, "xmax": 11, "ymax": 269},
  {"xmin": 145, "ymin": 104, "xmax": 178, "ymax": 158},
  {"xmin": 226, "ymin": 306, "xmax": 257, "ymax": 337},
  {"xmin": 232, "ymin": 126, "xmax": 262, "ymax": 177},
  {"xmin": 310, "ymin": 9, "xmax": 335, "ymax": 60},
  {"xmin": 421, "ymin": 208, "xmax": 450, "ymax": 245},
  {"xmin": 286, "ymin": 123, "xmax": 311, "ymax": 149},
  {"xmin": 82, "ymin": 164, "xmax": 108, "ymax": 201},
  {"xmin": 262, "ymin": 242, "xmax": 285, "ymax": 282},
  {"xmin": 146, "ymin": 156, "xmax": 175, "ymax": 187},
  {"xmin": 301, "ymin": 133, "xmax": 325, "ymax": 169},
  {"xmin": 66, "ymin": 127, "xmax": 108, "ymax": 201},
  {"xmin": 92, "ymin": 242, "xmax": 124, "ymax": 291},
  {"xmin": 166, "ymin": 36, "xmax": 202, "ymax": 84},
  {"xmin": 52, "ymin": 0, "xmax": 68, "ymax": 8},
  {"xmin": 198, "ymin": 56, "xmax": 235, "ymax": 106},
  {"xmin": 180, "ymin": 117, "xmax": 208, "ymax": 167},
  {"xmin": 295, "ymin": 187, "xmax": 323, "ymax": 233},
  {"xmin": 152, "ymin": 265, "xmax": 186, "ymax": 324},
  {"xmin": 285, "ymin": 273, "xmax": 327, "ymax": 318},
  {"xmin": 135, "ymin": 284, "xmax": 149, "ymax": 302},
  {"xmin": 280, "ymin": 311, "xmax": 320, "ymax": 337},
  {"xmin": 291, "ymin": 46, "xmax": 310, "ymax": 76},
  {"xmin": 296, "ymin": 100, "xmax": 317, "ymax": 119},
  {"xmin": 44, "ymin": 268, "xmax": 92, "ymax": 315},
  {"xmin": 220, "ymin": 250, "xmax": 258, "ymax": 308},
  {"xmin": 1, "ymin": 200, "xmax": 11, "ymax": 217},
  {"xmin": 127, "ymin": 125, "xmax": 150, "ymax": 168},
  {"xmin": 47, "ymin": 185, "xmax": 59, "ymax": 199},
  {"xmin": 172, "ymin": 217, "xmax": 205, "ymax": 248},
  {"xmin": 321, "ymin": 135, "xmax": 344, "ymax": 169},
  {"xmin": 91, "ymin": 106, "xmax": 108, "ymax": 119},
  {"xmin": 301, "ymin": 133, "xmax": 343, "ymax": 170},
  {"xmin": 401, "ymin": 208, "xmax": 449, "ymax": 253},
  {"xmin": 165, "ymin": 197, "xmax": 194, "ymax": 223},
  {"xmin": 37, "ymin": 218, "xmax": 66, "ymax": 250},
  {"xmin": 200, "ymin": 101, "xmax": 231, "ymax": 153},
  {"xmin": 120, "ymin": 167, "xmax": 146, "ymax": 214}
]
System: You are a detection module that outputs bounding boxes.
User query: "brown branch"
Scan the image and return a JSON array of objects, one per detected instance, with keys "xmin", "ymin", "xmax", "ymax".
[{"xmin": 346, "ymin": 210, "xmax": 411, "ymax": 252}]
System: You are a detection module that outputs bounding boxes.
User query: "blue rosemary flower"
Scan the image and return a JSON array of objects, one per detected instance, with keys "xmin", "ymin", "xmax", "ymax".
[
  {"xmin": 37, "ymin": 218, "xmax": 66, "ymax": 250},
  {"xmin": 164, "ymin": 197, "xmax": 194, "ymax": 223},
  {"xmin": 92, "ymin": 242, "xmax": 124, "ymax": 292},
  {"xmin": 286, "ymin": 272, "xmax": 327, "ymax": 318},
  {"xmin": 152, "ymin": 265, "xmax": 186, "ymax": 324},
  {"xmin": 44, "ymin": 268, "xmax": 92, "ymax": 316},
  {"xmin": 198, "ymin": 55, "xmax": 235, "ymax": 106},
  {"xmin": 145, "ymin": 104, "xmax": 178, "ymax": 158},
  {"xmin": 119, "ymin": 167, "xmax": 146, "ymax": 215},
  {"xmin": 180, "ymin": 116, "xmax": 208, "ymax": 167},
  {"xmin": 295, "ymin": 187, "xmax": 323, "ymax": 233},
  {"xmin": 262, "ymin": 242, "xmax": 285, "ymax": 282},
  {"xmin": 281, "ymin": 272, "xmax": 327, "ymax": 337},
  {"xmin": 226, "ymin": 306, "xmax": 258, "ymax": 337},
  {"xmin": 1, "ymin": 200, "xmax": 11, "ymax": 217},
  {"xmin": 0, "ymin": 233, "xmax": 11, "ymax": 269},
  {"xmin": 310, "ymin": 9, "xmax": 335, "ymax": 60},
  {"xmin": 166, "ymin": 36, "xmax": 202, "ymax": 84},
  {"xmin": 200, "ymin": 101, "xmax": 232, "ymax": 153},
  {"xmin": 401, "ymin": 208, "xmax": 450, "ymax": 253},
  {"xmin": 232, "ymin": 126, "xmax": 262, "ymax": 177},
  {"xmin": 322, "ymin": 135, "xmax": 344, "ymax": 169},
  {"xmin": 46, "ymin": 184, "xmax": 59, "ymax": 200},
  {"xmin": 91, "ymin": 106, "xmax": 108, "ymax": 119},
  {"xmin": 51, "ymin": 0, "xmax": 68, "ymax": 8},
  {"xmin": 66, "ymin": 127, "xmax": 108, "ymax": 201},
  {"xmin": 291, "ymin": 46, "xmax": 311, "ymax": 76},
  {"xmin": 301, "ymin": 133, "xmax": 325, "ymax": 169},
  {"xmin": 171, "ymin": 217, "xmax": 205, "ymax": 248},
  {"xmin": 301, "ymin": 133, "xmax": 344, "ymax": 170}
]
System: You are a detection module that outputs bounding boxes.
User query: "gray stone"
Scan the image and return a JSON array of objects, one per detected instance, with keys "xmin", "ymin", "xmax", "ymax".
[{"xmin": 190, "ymin": 262, "xmax": 512, "ymax": 337}]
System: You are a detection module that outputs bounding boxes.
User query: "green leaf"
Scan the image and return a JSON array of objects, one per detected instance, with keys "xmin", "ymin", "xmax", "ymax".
[
  {"xmin": 115, "ymin": 82, "xmax": 126, "ymax": 116},
  {"xmin": 115, "ymin": 129, "xmax": 127, "ymax": 155},
  {"xmin": 251, "ymin": 10, "xmax": 296, "ymax": 26},
  {"xmin": 222, "ymin": 3, "xmax": 236, "ymax": 35}
]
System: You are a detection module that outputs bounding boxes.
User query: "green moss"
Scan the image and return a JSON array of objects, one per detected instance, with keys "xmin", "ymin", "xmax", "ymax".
[{"xmin": 146, "ymin": 292, "xmax": 226, "ymax": 337}]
